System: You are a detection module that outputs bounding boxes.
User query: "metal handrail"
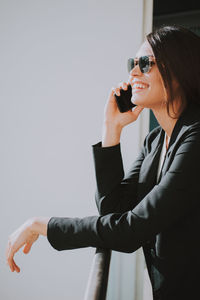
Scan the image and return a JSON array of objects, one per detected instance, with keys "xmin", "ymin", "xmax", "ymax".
[{"xmin": 84, "ymin": 248, "xmax": 112, "ymax": 300}]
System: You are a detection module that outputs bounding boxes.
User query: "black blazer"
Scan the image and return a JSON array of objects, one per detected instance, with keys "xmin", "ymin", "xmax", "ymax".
[{"xmin": 47, "ymin": 103, "xmax": 200, "ymax": 300}]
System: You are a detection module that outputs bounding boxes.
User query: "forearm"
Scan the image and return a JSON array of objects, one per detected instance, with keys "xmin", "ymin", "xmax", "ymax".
[
  {"xmin": 92, "ymin": 140, "xmax": 144, "ymax": 215},
  {"xmin": 47, "ymin": 213, "xmax": 142, "ymax": 253}
]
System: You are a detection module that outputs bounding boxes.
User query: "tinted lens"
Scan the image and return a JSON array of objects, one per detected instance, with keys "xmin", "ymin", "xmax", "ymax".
[
  {"xmin": 127, "ymin": 58, "xmax": 135, "ymax": 73},
  {"xmin": 139, "ymin": 56, "xmax": 150, "ymax": 73}
]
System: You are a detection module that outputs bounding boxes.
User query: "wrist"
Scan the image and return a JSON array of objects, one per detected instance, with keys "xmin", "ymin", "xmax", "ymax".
[
  {"xmin": 28, "ymin": 217, "xmax": 51, "ymax": 236},
  {"xmin": 102, "ymin": 122, "xmax": 122, "ymax": 147}
]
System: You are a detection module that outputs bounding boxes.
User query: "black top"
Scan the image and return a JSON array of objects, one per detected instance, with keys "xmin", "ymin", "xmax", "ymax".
[{"xmin": 47, "ymin": 102, "xmax": 200, "ymax": 300}]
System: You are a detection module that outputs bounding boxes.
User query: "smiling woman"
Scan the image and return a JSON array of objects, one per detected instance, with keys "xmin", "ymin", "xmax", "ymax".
[
  {"xmin": 128, "ymin": 41, "xmax": 167, "ymax": 112},
  {"xmin": 6, "ymin": 25, "xmax": 200, "ymax": 300}
]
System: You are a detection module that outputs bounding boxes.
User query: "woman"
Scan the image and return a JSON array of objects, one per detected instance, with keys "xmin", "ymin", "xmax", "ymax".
[{"xmin": 6, "ymin": 26, "xmax": 200, "ymax": 300}]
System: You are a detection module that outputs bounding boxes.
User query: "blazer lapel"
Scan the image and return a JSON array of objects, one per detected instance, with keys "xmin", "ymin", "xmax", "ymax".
[
  {"xmin": 138, "ymin": 103, "xmax": 200, "ymax": 199},
  {"xmin": 159, "ymin": 103, "xmax": 200, "ymax": 180},
  {"xmin": 156, "ymin": 103, "xmax": 200, "ymax": 183},
  {"xmin": 138, "ymin": 128, "xmax": 164, "ymax": 200}
]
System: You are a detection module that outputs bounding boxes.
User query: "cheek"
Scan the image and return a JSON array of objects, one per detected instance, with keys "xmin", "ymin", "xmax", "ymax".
[
  {"xmin": 150, "ymin": 74, "xmax": 167, "ymax": 100},
  {"xmin": 151, "ymin": 81, "xmax": 166, "ymax": 97},
  {"xmin": 131, "ymin": 72, "xmax": 167, "ymax": 108}
]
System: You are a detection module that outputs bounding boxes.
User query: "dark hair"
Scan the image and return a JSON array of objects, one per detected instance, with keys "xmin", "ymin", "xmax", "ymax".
[{"xmin": 147, "ymin": 25, "xmax": 200, "ymax": 118}]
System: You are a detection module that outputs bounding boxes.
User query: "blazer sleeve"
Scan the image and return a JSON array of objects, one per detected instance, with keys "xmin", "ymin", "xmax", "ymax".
[
  {"xmin": 91, "ymin": 140, "xmax": 146, "ymax": 215},
  {"xmin": 47, "ymin": 126, "xmax": 200, "ymax": 253}
]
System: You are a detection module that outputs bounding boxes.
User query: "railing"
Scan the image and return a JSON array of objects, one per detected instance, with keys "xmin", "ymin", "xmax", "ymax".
[{"xmin": 84, "ymin": 248, "xmax": 112, "ymax": 300}]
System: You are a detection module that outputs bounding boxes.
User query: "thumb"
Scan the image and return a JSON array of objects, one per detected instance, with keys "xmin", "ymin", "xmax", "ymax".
[{"xmin": 23, "ymin": 243, "xmax": 32, "ymax": 254}]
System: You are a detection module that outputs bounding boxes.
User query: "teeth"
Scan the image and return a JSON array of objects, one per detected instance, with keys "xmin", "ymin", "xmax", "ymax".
[{"xmin": 133, "ymin": 83, "xmax": 148, "ymax": 89}]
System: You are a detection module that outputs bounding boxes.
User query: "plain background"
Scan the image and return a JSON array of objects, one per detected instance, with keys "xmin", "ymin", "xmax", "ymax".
[{"xmin": 0, "ymin": 0, "xmax": 151, "ymax": 299}]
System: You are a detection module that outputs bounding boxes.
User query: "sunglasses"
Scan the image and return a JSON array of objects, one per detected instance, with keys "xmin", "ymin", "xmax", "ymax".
[{"xmin": 127, "ymin": 55, "xmax": 155, "ymax": 74}]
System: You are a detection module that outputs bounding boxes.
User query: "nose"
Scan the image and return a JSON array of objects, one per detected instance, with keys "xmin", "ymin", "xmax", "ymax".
[
  {"xmin": 128, "ymin": 64, "xmax": 141, "ymax": 83},
  {"xmin": 129, "ymin": 63, "xmax": 141, "ymax": 76}
]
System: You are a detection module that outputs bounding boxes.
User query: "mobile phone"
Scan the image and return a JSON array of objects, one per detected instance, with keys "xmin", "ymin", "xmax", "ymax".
[{"xmin": 114, "ymin": 84, "xmax": 136, "ymax": 113}]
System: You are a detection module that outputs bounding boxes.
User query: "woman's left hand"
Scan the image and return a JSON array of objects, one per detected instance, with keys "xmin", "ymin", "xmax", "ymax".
[{"xmin": 6, "ymin": 217, "xmax": 51, "ymax": 273}]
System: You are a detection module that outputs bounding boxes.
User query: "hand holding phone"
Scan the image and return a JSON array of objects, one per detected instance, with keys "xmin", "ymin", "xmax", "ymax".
[
  {"xmin": 114, "ymin": 84, "xmax": 136, "ymax": 113},
  {"xmin": 102, "ymin": 83, "xmax": 144, "ymax": 146}
]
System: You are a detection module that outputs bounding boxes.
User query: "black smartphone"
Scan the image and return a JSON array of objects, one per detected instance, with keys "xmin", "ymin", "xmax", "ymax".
[{"xmin": 114, "ymin": 84, "xmax": 136, "ymax": 113}]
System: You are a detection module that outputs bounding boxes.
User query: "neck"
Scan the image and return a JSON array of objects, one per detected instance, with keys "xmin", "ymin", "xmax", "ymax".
[{"xmin": 151, "ymin": 103, "xmax": 182, "ymax": 139}]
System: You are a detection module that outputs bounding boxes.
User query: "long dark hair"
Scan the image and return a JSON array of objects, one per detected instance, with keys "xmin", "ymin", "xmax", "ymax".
[{"xmin": 147, "ymin": 25, "xmax": 200, "ymax": 118}]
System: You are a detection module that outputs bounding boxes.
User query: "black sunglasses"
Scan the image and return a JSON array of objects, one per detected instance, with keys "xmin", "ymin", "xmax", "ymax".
[{"xmin": 127, "ymin": 55, "xmax": 155, "ymax": 74}]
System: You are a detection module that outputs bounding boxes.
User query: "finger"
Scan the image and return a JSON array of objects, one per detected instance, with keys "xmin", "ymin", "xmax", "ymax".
[
  {"xmin": 9, "ymin": 256, "xmax": 20, "ymax": 273},
  {"xmin": 111, "ymin": 87, "xmax": 116, "ymax": 96},
  {"xmin": 6, "ymin": 242, "xmax": 21, "ymax": 272},
  {"xmin": 12, "ymin": 259, "xmax": 20, "ymax": 273},
  {"xmin": 122, "ymin": 82, "xmax": 128, "ymax": 90},
  {"xmin": 5, "ymin": 242, "xmax": 10, "ymax": 261},
  {"xmin": 115, "ymin": 87, "xmax": 120, "ymax": 96},
  {"xmin": 6, "ymin": 242, "xmax": 13, "ymax": 269},
  {"xmin": 23, "ymin": 243, "xmax": 32, "ymax": 254},
  {"xmin": 118, "ymin": 82, "xmax": 128, "ymax": 91},
  {"xmin": 7, "ymin": 245, "xmax": 22, "ymax": 273},
  {"xmin": 7, "ymin": 256, "xmax": 15, "ymax": 272},
  {"xmin": 7, "ymin": 249, "xmax": 15, "ymax": 272}
]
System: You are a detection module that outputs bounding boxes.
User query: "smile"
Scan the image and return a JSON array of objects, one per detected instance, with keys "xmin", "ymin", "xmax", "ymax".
[{"xmin": 132, "ymin": 82, "xmax": 149, "ymax": 92}]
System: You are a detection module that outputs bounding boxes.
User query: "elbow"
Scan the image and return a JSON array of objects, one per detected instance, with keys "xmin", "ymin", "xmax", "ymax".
[{"xmin": 95, "ymin": 194, "xmax": 110, "ymax": 215}]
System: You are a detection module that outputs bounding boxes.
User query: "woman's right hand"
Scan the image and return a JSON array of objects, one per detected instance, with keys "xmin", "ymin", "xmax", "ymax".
[
  {"xmin": 102, "ymin": 81, "xmax": 144, "ymax": 147},
  {"xmin": 104, "ymin": 81, "xmax": 144, "ymax": 128}
]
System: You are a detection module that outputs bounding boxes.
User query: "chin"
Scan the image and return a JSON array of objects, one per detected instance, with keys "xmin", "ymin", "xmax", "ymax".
[
  {"xmin": 131, "ymin": 97, "xmax": 148, "ymax": 108},
  {"xmin": 131, "ymin": 94, "xmax": 156, "ymax": 109}
]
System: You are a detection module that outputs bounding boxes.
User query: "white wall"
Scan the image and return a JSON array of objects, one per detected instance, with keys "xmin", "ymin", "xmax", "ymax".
[{"xmin": 0, "ymin": 1, "xmax": 149, "ymax": 299}]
